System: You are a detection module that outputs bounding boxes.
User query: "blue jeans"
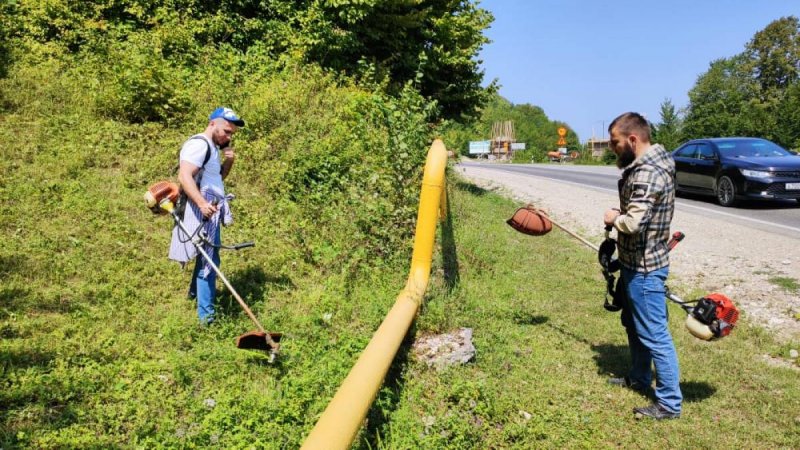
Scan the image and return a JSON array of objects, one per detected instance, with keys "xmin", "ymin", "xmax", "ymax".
[
  {"xmin": 189, "ymin": 227, "xmax": 221, "ymax": 324},
  {"xmin": 620, "ymin": 266, "xmax": 682, "ymax": 413}
]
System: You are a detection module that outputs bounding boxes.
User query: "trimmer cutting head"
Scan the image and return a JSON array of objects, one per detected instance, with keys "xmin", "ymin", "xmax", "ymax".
[{"xmin": 236, "ymin": 331, "xmax": 283, "ymax": 351}]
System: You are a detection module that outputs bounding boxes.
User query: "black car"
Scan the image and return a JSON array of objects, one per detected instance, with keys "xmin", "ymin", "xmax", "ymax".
[{"xmin": 671, "ymin": 137, "xmax": 800, "ymax": 207}]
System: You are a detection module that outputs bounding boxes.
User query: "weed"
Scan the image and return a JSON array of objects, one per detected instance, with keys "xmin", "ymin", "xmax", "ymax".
[{"xmin": 768, "ymin": 277, "xmax": 800, "ymax": 294}]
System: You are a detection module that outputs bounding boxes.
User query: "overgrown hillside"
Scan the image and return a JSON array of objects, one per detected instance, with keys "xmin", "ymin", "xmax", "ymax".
[
  {"xmin": 0, "ymin": 1, "xmax": 493, "ymax": 446},
  {"xmin": 0, "ymin": 57, "xmax": 441, "ymax": 445}
]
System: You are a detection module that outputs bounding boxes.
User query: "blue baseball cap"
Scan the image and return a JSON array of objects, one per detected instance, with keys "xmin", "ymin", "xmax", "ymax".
[{"xmin": 209, "ymin": 107, "xmax": 245, "ymax": 127}]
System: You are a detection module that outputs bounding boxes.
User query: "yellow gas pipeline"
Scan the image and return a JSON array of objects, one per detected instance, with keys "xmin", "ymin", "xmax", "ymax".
[{"xmin": 301, "ymin": 139, "xmax": 448, "ymax": 450}]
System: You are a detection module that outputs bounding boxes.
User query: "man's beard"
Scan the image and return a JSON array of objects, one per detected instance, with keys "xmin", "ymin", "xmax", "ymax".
[
  {"xmin": 616, "ymin": 144, "xmax": 636, "ymax": 168},
  {"xmin": 215, "ymin": 136, "xmax": 231, "ymax": 149}
]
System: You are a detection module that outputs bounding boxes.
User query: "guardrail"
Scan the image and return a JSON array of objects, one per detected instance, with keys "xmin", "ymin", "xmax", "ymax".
[{"xmin": 301, "ymin": 139, "xmax": 449, "ymax": 449}]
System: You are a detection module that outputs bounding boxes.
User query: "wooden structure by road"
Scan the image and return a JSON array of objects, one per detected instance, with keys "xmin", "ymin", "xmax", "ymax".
[{"xmin": 490, "ymin": 120, "xmax": 515, "ymax": 159}]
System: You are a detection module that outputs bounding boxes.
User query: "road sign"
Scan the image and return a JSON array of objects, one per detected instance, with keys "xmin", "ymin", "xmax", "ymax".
[
  {"xmin": 468, "ymin": 140, "xmax": 490, "ymax": 154},
  {"xmin": 557, "ymin": 127, "xmax": 567, "ymax": 137},
  {"xmin": 557, "ymin": 137, "xmax": 567, "ymax": 146}
]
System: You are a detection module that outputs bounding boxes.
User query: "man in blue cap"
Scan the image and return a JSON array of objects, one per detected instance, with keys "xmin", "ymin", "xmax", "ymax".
[{"xmin": 169, "ymin": 107, "xmax": 245, "ymax": 324}]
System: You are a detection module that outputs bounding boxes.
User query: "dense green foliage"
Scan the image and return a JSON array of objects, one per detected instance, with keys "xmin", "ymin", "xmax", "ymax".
[
  {"xmin": 683, "ymin": 16, "xmax": 800, "ymax": 149},
  {"xmin": 1, "ymin": 0, "xmax": 493, "ymax": 121},
  {"xmin": 440, "ymin": 93, "xmax": 580, "ymax": 160}
]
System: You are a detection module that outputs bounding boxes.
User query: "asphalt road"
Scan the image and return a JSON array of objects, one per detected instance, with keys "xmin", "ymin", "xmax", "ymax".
[{"xmin": 458, "ymin": 162, "xmax": 800, "ymax": 238}]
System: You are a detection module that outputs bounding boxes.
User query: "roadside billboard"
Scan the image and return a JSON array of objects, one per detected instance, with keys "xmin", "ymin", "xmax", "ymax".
[{"xmin": 469, "ymin": 140, "xmax": 490, "ymax": 155}]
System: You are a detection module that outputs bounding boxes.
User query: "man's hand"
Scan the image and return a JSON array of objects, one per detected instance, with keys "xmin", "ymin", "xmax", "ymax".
[
  {"xmin": 221, "ymin": 147, "xmax": 235, "ymax": 179},
  {"xmin": 604, "ymin": 208, "xmax": 621, "ymax": 226},
  {"xmin": 199, "ymin": 201, "xmax": 218, "ymax": 219}
]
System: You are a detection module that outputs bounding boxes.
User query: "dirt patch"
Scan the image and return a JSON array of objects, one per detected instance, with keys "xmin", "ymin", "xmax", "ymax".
[{"xmin": 457, "ymin": 162, "xmax": 800, "ymax": 343}]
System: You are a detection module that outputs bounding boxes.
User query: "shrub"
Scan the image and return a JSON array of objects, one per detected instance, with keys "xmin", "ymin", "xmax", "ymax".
[
  {"xmin": 87, "ymin": 34, "xmax": 195, "ymax": 124},
  {"xmin": 236, "ymin": 69, "xmax": 435, "ymax": 268},
  {"xmin": 601, "ymin": 149, "xmax": 617, "ymax": 165},
  {"xmin": 0, "ymin": 41, "xmax": 89, "ymax": 116}
]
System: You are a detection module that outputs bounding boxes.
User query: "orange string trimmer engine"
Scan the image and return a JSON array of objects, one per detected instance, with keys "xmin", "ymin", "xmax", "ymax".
[
  {"xmin": 144, "ymin": 181, "xmax": 180, "ymax": 214},
  {"xmin": 689, "ymin": 293, "xmax": 740, "ymax": 339}
]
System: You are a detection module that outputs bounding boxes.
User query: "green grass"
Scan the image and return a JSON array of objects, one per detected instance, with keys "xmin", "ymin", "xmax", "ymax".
[
  {"xmin": 768, "ymin": 276, "xmax": 800, "ymax": 294},
  {"xmin": 2, "ymin": 120, "xmax": 799, "ymax": 448}
]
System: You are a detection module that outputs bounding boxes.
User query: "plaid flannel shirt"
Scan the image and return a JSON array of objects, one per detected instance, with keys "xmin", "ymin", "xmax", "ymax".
[{"xmin": 614, "ymin": 144, "xmax": 675, "ymax": 273}]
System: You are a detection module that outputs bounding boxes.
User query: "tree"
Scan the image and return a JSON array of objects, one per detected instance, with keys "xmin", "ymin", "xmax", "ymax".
[
  {"xmin": 745, "ymin": 16, "xmax": 800, "ymax": 93},
  {"xmin": 776, "ymin": 80, "xmax": 800, "ymax": 149},
  {"xmin": 683, "ymin": 16, "xmax": 800, "ymax": 147},
  {"xmin": 683, "ymin": 56, "xmax": 756, "ymax": 139},
  {"xmin": 6, "ymin": 0, "xmax": 494, "ymax": 122},
  {"xmin": 652, "ymin": 98, "xmax": 683, "ymax": 151}
]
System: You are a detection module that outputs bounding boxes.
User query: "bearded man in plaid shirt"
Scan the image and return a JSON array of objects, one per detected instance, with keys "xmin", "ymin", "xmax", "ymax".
[{"xmin": 603, "ymin": 112, "xmax": 682, "ymax": 420}]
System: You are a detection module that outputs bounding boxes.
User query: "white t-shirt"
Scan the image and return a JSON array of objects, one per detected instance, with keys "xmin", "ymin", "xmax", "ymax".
[{"xmin": 179, "ymin": 134, "xmax": 224, "ymax": 196}]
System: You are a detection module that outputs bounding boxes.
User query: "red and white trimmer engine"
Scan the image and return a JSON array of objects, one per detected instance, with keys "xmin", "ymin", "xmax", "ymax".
[{"xmin": 682, "ymin": 293, "xmax": 740, "ymax": 341}]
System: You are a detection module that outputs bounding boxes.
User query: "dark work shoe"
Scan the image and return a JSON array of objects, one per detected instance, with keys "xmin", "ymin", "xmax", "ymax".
[
  {"xmin": 608, "ymin": 376, "xmax": 647, "ymax": 393},
  {"xmin": 633, "ymin": 403, "xmax": 680, "ymax": 420}
]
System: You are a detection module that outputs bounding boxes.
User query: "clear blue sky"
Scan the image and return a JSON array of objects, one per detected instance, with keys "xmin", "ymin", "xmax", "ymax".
[{"xmin": 477, "ymin": 0, "xmax": 799, "ymax": 143}]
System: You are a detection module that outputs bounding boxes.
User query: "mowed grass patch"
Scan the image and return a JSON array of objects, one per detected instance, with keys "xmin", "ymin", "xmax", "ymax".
[{"xmin": 367, "ymin": 174, "xmax": 800, "ymax": 449}]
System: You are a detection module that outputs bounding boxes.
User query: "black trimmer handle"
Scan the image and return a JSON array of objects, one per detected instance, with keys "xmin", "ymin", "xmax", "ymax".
[
  {"xmin": 231, "ymin": 241, "xmax": 255, "ymax": 250},
  {"xmin": 201, "ymin": 199, "xmax": 221, "ymax": 223}
]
